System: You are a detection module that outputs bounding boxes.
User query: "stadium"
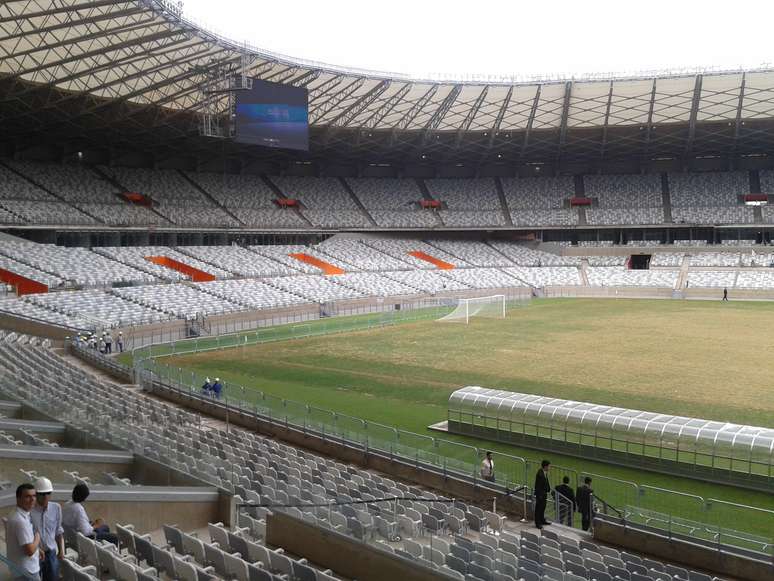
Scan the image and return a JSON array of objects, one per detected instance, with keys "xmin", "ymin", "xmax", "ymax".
[{"xmin": 0, "ymin": 1, "xmax": 773, "ymax": 580}]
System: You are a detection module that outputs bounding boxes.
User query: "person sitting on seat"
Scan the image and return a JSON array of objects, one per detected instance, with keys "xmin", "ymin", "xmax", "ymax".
[{"xmin": 62, "ymin": 484, "xmax": 118, "ymax": 545}]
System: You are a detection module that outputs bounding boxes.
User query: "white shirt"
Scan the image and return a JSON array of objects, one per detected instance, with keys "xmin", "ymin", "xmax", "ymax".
[
  {"xmin": 62, "ymin": 501, "xmax": 93, "ymax": 537},
  {"xmin": 480, "ymin": 457, "xmax": 494, "ymax": 477},
  {"xmin": 31, "ymin": 502, "xmax": 63, "ymax": 552},
  {"xmin": 5, "ymin": 507, "xmax": 39, "ymax": 577}
]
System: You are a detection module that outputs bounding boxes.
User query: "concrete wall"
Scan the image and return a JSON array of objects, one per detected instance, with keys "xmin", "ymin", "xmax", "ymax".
[
  {"xmin": 266, "ymin": 511, "xmax": 453, "ymax": 581},
  {"xmin": 594, "ymin": 520, "xmax": 773, "ymax": 581}
]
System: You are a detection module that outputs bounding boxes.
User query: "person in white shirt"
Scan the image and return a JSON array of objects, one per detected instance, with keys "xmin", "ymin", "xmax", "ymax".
[
  {"xmin": 62, "ymin": 484, "xmax": 118, "ymax": 546},
  {"xmin": 480, "ymin": 451, "xmax": 495, "ymax": 482},
  {"xmin": 5, "ymin": 483, "xmax": 41, "ymax": 580},
  {"xmin": 30, "ymin": 478, "xmax": 63, "ymax": 581}
]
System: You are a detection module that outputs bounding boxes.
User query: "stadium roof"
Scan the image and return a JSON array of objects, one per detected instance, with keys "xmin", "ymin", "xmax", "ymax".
[{"xmin": 3, "ymin": 0, "xmax": 774, "ymax": 169}]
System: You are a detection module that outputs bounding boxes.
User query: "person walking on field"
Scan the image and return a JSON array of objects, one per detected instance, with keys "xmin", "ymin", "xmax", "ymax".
[
  {"xmin": 480, "ymin": 451, "xmax": 495, "ymax": 482},
  {"xmin": 534, "ymin": 460, "xmax": 551, "ymax": 529},
  {"xmin": 576, "ymin": 476, "xmax": 595, "ymax": 531},
  {"xmin": 722, "ymin": 287, "xmax": 728, "ymax": 301}
]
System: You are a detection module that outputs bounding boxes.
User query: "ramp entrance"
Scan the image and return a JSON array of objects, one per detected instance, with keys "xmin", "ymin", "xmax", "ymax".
[{"xmin": 629, "ymin": 255, "xmax": 651, "ymax": 270}]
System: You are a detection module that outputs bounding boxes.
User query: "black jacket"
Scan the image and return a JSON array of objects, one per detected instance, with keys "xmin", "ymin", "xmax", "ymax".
[
  {"xmin": 554, "ymin": 483, "xmax": 576, "ymax": 510},
  {"xmin": 534, "ymin": 469, "xmax": 550, "ymax": 498},
  {"xmin": 576, "ymin": 484, "xmax": 594, "ymax": 514}
]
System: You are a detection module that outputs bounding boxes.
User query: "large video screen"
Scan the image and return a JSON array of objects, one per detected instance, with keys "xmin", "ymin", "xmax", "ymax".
[{"xmin": 235, "ymin": 79, "xmax": 309, "ymax": 151}]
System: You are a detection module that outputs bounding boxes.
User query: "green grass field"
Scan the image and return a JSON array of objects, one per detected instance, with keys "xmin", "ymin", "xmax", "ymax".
[{"xmin": 142, "ymin": 298, "xmax": 774, "ymax": 538}]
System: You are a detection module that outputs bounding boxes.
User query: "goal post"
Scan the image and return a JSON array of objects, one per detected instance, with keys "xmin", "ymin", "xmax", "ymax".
[{"xmin": 437, "ymin": 294, "xmax": 507, "ymax": 324}]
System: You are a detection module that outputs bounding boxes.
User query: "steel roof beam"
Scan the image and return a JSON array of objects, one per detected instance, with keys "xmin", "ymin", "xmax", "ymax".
[
  {"xmin": 0, "ymin": 0, "xmax": 121, "ymax": 24},
  {"xmin": 684, "ymin": 74, "xmax": 703, "ymax": 158},
  {"xmin": 520, "ymin": 85, "xmax": 542, "ymax": 160},
  {"xmin": 733, "ymin": 72, "xmax": 747, "ymax": 148},
  {"xmin": 599, "ymin": 80, "xmax": 614, "ymax": 159},
  {"xmin": 362, "ymin": 82, "xmax": 412, "ymax": 129},
  {"xmin": 455, "ymin": 85, "xmax": 488, "ymax": 146},
  {"xmin": 642, "ymin": 78, "xmax": 658, "ymax": 158},
  {"xmin": 308, "ymin": 77, "xmax": 365, "ymax": 122},
  {"xmin": 420, "ymin": 84, "xmax": 461, "ymax": 145},
  {"xmin": 8, "ymin": 28, "xmax": 186, "ymax": 78},
  {"xmin": 555, "ymin": 81, "xmax": 573, "ymax": 164},
  {"xmin": 327, "ymin": 80, "xmax": 390, "ymax": 128},
  {"xmin": 0, "ymin": 5, "xmax": 147, "ymax": 42}
]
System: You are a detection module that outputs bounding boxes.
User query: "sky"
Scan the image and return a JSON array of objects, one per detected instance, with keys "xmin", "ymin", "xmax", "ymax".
[{"xmin": 179, "ymin": 0, "xmax": 774, "ymax": 80}]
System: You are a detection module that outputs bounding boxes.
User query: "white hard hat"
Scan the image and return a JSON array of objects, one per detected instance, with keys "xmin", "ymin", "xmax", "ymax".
[
  {"xmin": 206, "ymin": 377, "xmax": 210, "ymax": 382},
  {"xmin": 215, "ymin": 378, "xmax": 220, "ymax": 382},
  {"xmin": 34, "ymin": 477, "xmax": 53, "ymax": 494}
]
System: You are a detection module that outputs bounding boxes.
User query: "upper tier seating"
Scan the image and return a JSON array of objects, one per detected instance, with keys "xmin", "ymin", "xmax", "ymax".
[
  {"xmin": 426, "ymin": 178, "xmax": 501, "ymax": 210},
  {"xmin": 105, "ymin": 166, "xmax": 238, "ymax": 227},
  {"xmin": 755, "ymin": 169, "xmax": 774, "ymax": 195},
  {"xmin": 587, "ymin": 267, "xmax": 678, "ymax": 287},
  {"xmin": 439, "ymin": 210, "xmax": 506, "ymax": 227},
  {"xmin": 502, "ymin": 176, "xmax": 573, "ymax": 209},
  {"xmin": 511, "ymin": 209, "xmax": 578, "ymax": 227},
  {"xmin": 271, "ymin": 177, "xmax": 357, "ymax": 209},
  {"xmin": 669, "ymin": 172, "xmax": 751, "ymax": 224},
  {"xmin": 6, "ymin": 161, "xmax": 166, "ymax": 226},
  {"xmin": 740, "ymin": 252, "xmax": 774, "ymax": 267},
  {"xmin": 504, "ymin": 266, "xmax": 582, "ymax": 286},
  {"xmin": 0, "ymin": 242, "xmax": 154, "ymax": 286},
  {"xmin": 428, "ymin": 240, "xmax": 514, "ymax": 267},
  {"xmin": 425, "ymin": 179, "xmax": 505, "ymax": 227},
  {"xmin": 315, "ymin": 239, "xmax": 413, "ymax": 271},
  {"xmin": 113, "ymin": 284, "xmax": 242, "ymax": 318},
  {"xmin": 720, "ymin": 239, "xmax": 757, "ymax": 246},
  {"xmin": 304, "ymin": 209, "xmax": 371, "ymax": 228},
  {"xmin": 584, "ymin": 174, "xmax": 663, "ymax": 208},
  {"xmin": 369, "ymin": 210, "xmax": 438, "ymax": 228},
  {"xmin": 176, "ymin": 245, "xmax": 296, "ymax": 277},
  {"xmin": 195, "ymin": 279, "xmax": 308, "ymax": 310},
  {"xmin": 673, "ymin": 239, "xmax": 709, "ymax": 246},
  {"xmin": 586, "ymin": 208, "xmax": 663, "ymax": 225},
  {"xmin": 347, "ymin": 178, "xmax": 422, "ymax": 209}
]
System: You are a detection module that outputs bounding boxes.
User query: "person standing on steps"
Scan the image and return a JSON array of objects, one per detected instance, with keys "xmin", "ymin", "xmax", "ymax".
[
  {"xmin": 553, "ymin": 475, "xmax": 576, "ymax": 526},
  {"xmin": 534, "ymin": 459, "xmax": 551, "ymax": 529},
  {"xmin": 576, "ymin": 476, "xmax": 595, "ymax": 531},
  {"xmin": 480, "ymin": 451, "xmax": 495, "ymax": 482}
]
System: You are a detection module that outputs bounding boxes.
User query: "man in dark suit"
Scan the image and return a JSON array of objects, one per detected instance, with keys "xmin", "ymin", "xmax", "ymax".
[
  {"xmin": 553, "ymin": 475, "xmax": 576, "ymax": 526},
  {"xmin": 534, "ymin": 459, "xmax": 551, "ymax": 528},
  {"xmin": 576, "ymin": 476, "xmax": 594, "ymax": 531}
]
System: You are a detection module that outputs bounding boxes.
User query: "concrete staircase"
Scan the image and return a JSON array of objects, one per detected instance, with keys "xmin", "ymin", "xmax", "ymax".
[
  {"xmin": 493, "ymin": 178, "xmax": 514, "ymax": 226},
  {"xmin": 676, "ymin": 255, "xmax": 691, "ymax": 290},
  {"xmin": 339, "ymin": 177, "xmax": 377, "ymax": 226},
  {"xmin": 579, "ymin": 259, "xmax": 590, "ymax": 286},
  {"xmin": 661, "ymin": 173, "xmax": 673, "ymax": 223}
]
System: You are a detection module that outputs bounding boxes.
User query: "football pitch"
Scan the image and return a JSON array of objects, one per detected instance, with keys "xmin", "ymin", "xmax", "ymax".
[{"xmin": 156, "ymin": 298, "xmax": 774, "ymax": 530}]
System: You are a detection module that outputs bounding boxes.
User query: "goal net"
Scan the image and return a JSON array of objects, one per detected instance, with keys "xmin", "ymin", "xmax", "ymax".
[{"xmin": 437, "ymin": 295, "xmax": 506, "ymax": 324}]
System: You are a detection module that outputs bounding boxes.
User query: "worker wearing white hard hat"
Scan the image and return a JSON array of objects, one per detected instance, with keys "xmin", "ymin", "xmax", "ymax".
[{"xmin": 30, "ymin": 477, "xmax": 64, "ymax": 581}]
